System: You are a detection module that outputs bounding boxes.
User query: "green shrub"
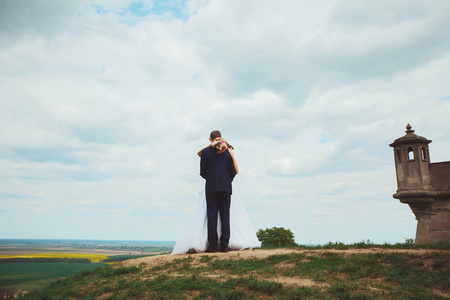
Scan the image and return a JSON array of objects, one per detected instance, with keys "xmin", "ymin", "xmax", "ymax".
[{"xmin": 256, "ymin": 227, "xmax": 296, "ymax": 248}]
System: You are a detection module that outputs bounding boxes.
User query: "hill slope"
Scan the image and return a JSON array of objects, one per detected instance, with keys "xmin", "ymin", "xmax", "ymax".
[{"xmin": 26, "ymin": 248, "xmax": 450, "ymax": 299}]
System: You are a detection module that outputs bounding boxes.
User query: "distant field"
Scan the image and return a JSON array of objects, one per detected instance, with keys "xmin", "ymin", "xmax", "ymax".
[
  {"xmin": 0, "ymin": 262, "xmax": 106, "ymax": 291},
  {"xmin": 0, "ymin": 253, "xmax": 109, "ymax": 291},
  {"xmin": 0, "ymin": 247, "xmax": 55, "ymax": 252},
  {"xmin": 0, "ymin": 247, "xmax": 148, "ymax": 256},
  {"xmin": 0, "ymin": 239, "xmax": 173, "ymax": 292},
  {"xmin": 0, "ymin": 252, "xmax": 160, "ymax": 291},
  {"xmin": 0, "ymin": 253, "xmax": 108, "ymax": 263}
]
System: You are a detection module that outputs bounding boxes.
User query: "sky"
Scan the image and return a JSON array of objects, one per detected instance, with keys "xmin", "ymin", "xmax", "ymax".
[{"xmin": 1, "ymin": 0, "xmax": 450, "ymax": 245}]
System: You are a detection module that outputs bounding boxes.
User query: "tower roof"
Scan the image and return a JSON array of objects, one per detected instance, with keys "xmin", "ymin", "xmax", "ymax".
[{"xmin": 389, "ymin": 124, "xmax": 432, "ymax": 147}]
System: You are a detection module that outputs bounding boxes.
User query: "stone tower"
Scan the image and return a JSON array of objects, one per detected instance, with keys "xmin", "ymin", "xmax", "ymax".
[{"xmin": 390, "ymin": 124, "xmax": 450, "ymax": 244}]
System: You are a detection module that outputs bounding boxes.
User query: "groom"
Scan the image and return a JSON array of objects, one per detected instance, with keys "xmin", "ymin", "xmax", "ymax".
[{"xmin": 200, "ymin": 130, "xmax": 238, "ymax": 253}]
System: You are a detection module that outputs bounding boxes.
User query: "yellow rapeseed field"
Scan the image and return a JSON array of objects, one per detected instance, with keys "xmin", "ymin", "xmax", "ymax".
[{"xmin": 0, "ymin": 253, "xmax": 108, "ymax": 263}]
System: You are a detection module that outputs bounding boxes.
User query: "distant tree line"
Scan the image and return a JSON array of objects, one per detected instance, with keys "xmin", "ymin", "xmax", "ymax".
[{"xmin": 0, "ymin": 257, "xmax": 91, "ymax": 263}]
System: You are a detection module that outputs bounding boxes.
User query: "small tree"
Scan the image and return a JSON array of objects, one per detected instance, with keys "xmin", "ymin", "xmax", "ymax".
[{"xmin": 256, "ymin": 227, "xmax": 296, "ymax": 248}]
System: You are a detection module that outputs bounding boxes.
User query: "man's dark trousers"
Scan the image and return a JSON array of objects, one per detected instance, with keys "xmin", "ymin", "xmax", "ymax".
[{"xmin": 206, "ymin": 191, "xmax": 231, "ymax": 250}]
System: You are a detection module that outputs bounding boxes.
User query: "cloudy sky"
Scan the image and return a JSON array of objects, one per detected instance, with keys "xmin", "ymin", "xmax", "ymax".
[{"xmin": 1, "ymin": 0, "xmax": 449, "ymax": 245}]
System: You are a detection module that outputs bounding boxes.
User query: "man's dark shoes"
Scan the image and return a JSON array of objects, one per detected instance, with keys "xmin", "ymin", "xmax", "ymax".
[
  {"xmin": 220, "ymin": 246, "xmax": 230, "ymax": 253},
  {"xmin": 205, "ymin": 246, "xmax": 217, "ymax": 253}
]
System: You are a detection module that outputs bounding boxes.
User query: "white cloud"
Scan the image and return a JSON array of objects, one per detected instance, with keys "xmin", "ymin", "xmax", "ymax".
[{"xmin": 1, "ymin": 0, "xmax": 449, "ymax": 244}]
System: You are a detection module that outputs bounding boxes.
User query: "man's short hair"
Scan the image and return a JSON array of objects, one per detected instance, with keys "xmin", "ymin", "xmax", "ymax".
[{"xmin": 210, "ymin": 130, "xmax": 222, "ymax": 140}]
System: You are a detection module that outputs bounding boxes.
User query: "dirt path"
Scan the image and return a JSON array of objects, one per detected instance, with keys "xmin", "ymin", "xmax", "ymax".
[{"xmin": 120, "ymin": 247, "xmax": 450, "ymax": 268}]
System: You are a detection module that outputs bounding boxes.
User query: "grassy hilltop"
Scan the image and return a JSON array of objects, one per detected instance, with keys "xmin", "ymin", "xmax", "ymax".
[{"xmin": 20, "ymin": 241, "xmax": 450, "ymax": 299}]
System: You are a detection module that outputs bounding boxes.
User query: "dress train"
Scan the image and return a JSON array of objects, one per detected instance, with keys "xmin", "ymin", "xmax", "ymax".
[{"xmin": 172, "ymin": 188, "xmax": 261, "ymax": 254}]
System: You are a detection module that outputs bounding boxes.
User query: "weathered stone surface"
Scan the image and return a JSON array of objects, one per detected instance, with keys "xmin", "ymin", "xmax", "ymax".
[
  {"xmin": 436, "ymin": 211, "xmax": 450, "ymax": 221},
  {"xmin": 429, "ymin": 220, "xmax": 450, "ymax": 230},
  {"xmin": 390, "ymin": 124, "xmax": 450, "ymax": 244}
]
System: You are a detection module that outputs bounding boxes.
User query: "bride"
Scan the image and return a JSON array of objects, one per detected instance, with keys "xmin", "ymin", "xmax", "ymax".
[{"xmin": 172, "ymin": 138, "xmax": 261, "ymax": 254}]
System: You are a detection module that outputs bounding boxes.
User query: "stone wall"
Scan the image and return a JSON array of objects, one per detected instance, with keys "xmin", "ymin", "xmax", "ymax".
[
  {"xmin": 390, "ymin": 125, "xmax": 450, "ymax": 244},
  {"xmin": 430, "ymin": 162, "xmax": 450, "ymax": 191},
  {"xmin": 415, "ymin": 199, "xmax": 450, "ymax": 244}
]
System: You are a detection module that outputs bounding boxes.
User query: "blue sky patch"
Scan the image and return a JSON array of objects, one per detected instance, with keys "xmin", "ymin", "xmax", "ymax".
[
  {"xmin": 128, "ymin": 2, "xmax": 151, "ymax": 16},
  {"xmin": 319, "ymin": 133, "xmax": 331, "ymax": 144},
  {"xmin": 91, "ymin": 4, "xmax": 108, "ymax": 15},
  {"xmin": 148, "ymin": 0, "xmax": 189, "ymax": 20},
  {"xmin": 91, "ymin": 1, "xmax": 189, "ymax": 21}
]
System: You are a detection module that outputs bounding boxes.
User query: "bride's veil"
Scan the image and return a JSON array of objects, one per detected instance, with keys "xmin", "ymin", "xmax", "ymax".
[{"xmin": 172, "ymin": 185, "xmax": 261, "ymax": 254}]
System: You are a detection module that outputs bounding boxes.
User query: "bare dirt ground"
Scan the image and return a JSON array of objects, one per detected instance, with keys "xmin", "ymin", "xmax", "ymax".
[{"xmin": 121, "ymin": 247, "xmax": 450, "ymax": 268}]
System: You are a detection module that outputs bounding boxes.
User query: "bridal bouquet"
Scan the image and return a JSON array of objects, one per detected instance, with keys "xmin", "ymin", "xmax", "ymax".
[{"xmin": 214, "ymin": 138, "xmax": 233, "ymax": 154}]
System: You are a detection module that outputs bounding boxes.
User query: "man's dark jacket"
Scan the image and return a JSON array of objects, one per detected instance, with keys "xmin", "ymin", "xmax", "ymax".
[{"xmin": 200, "ymin": 147, "xmax": 237, "ymax": 194}]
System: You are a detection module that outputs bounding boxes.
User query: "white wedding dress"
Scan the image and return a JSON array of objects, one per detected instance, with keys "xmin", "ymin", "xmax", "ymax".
[{"xmin": 172, "ymin": 187, "xmax": 261, "ymax": 254}]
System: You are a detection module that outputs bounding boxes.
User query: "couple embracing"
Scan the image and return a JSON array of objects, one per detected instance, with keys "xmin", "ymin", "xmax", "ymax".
[{"xmin": 172, "ymin": 130, "xmax": 260, "ymax": 255}]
